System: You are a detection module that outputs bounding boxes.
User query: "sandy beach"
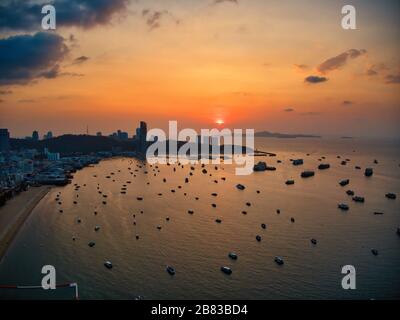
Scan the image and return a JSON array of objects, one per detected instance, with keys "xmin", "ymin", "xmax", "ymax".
[{"xmin": 0, "ymin": 186, "xmax": 51, "ymax": 262}]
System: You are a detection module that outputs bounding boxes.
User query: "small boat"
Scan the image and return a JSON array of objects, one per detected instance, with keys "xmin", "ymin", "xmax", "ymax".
[
  {"xmin": 371, "ymin": 249, "xmax": 379, "ymax": 256},
  {"xmin": 338, "ymin": 203, "xmax": 349, "ymax": 211},
  {"xmin": 339, "ymin": 179, "xmax": 350, "ymax": 187},
  {"xmin": 215, "ymin": 219, "xmax": 222, "ymax": 223},
  {"xmin": 311, "ymin": 238, "xmax": 317, "ymax": 245},
  {"xmin": 365, "ymin": 168, "xmax": 373, "ymax": 177},
  {"xmin": 256, "ymin": 235, "xmax": 262, "ymax": 242},
  {"xmin": 104, "ymin": 261, "xmax": 113, "ymax": 269},
  {"xmin": 88, "ymin": 241, "xmax": 95, "ymax": 247},
  {"xmin": 166, "ymin": 266, "xmax": 175, "ymax": 275},
  {"xmin": 94, "ymin": 226, "xmax": 100, "ymax": 231},
  {"xmin": 385, "ymin": 193, "xmax": 396, "ymax": 200},
  {"xmin": 228, "ymin": 252, "xmax": 238, "ymax": 260},
  {"xmin": 236, "ymin": 184, "xmax": 245, "ymax": 190},
  {"xmin": 274, "ymin": 256, "xmax": 284, "ymax": 265},
  {"xmin": 285, "ymin": 180, "xmax": 295, "ymax": 185},
  {"xmin": 352, "ymin": 196, "xmax": 365, "ymax": 203},
  {"xmin": 261, "ymin": 223, "xmax": 266, "ymax": 229},
  {"xmin": 301, "ymin": 171, "xmax": 315, "ymax": 178},
  {"xmin": 220, "ymin": 266, "xmax": 232, "ymax": 275},
  {"xmin": 346, "ymin": 190, "xmax": 355, "ymax": 196},
  {"xmin": 157, "ymin": 225, "xmax": 162, "ymax": 230}
]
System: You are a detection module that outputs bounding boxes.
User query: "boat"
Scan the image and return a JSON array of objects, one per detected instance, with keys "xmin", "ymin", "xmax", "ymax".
[
  {"xmin": 385, "ymin": 193, "xmax": 396, "ymax": 200},
  {"xmin": 261, "ymin": 223, "xmax": 266, "ymax": 229},
  {"xmin": 104, "ymin": 261, "xmax": 113, "ymax": 269},
  {"xmin": 371, "ymin": 249, "xmax": 379, "ymax": 256},
  {"xmin": 88, "ymin": 241, "xmax": 95, "ymax": 247},
  {"xmin": 352, "ymin": 196, "xmax": 365, "ymax": 203},
  {"xmin": 365, "ymin": 168, "xmax": 373, "ymax": 177},
  {"xmin": 274, "ymin": 256, "xmax": 284, "ymax": 265},
  {"xmin": 94, "ymin": 226, "xmax": 100, "ymax": 231},
  {"xmin": 338, "ymin": 203, "xmax": 349, "ymax": 211},
  {"xmin": 166, "ymin": 266, "xmax": 175, "ymax": 275},
  {"xmin": 236, "ymin": 184, "xmax": 245, "ymax": 190},
  {"xmin": 285, "ymin": 180, "xmax": 295, "ymax": 185},
  {"xmin": 301, "ymin": 171, "xmax": 315, "ymax": 178},
  {"xmin": 220, "ymin": 266, "xmax": 232, "ymax": 275},
  {"xmin": 311, "ymin": 238, "xmax": 317, "ymax": 245},
  {"xmin": 256, "ymin": 235, "xmax": 262, "ymax": 242},
  {"xmin": 228, "ymin": 252, "xmax": 238, "ymax": 260},
  {"xmin": 339, "ymin": 179, "xmax": 350, "ymax": 186}
]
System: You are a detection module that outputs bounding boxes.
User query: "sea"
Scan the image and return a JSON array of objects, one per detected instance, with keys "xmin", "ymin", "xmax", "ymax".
[{"xmin": 0, "ymin": 137, "xmax": 399, "ymax": 299}]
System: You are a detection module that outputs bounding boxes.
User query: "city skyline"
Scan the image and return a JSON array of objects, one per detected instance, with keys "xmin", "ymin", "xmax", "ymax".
[{"xmin": 0, "ymin": 0, "xmax": 399, "ymax": 138}]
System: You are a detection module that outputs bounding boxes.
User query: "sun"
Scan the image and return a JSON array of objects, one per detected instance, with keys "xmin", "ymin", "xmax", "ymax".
[{"xmin": 215, "ymin": 119, "xmax": 224, "ymax": 125}]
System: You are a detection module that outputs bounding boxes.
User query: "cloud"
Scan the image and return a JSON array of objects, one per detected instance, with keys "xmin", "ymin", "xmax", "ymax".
[
  {"xmin": 342, "ymin": 100, "xmax": 353, "ymax": 105},
  {"xmin": 304, "ymin": 75, "xmax": 328, "ymax": 84},
  {"xmin": 212, "ymin": 0, "xmax": 239, "ymax": 4},
  {"xmin": 317, "ymin": 49, "xmax": 367, "ymax": 74},
  {"xmin": 300, "ymin": 112, "xmax": 322, "ymax": 116},
  {"xmin": 294, "ymin": 64, "xmax": 309, "ymax": 71},
  {"xmin": 366, "ymin": 63, "xmax": 387, "ymax": 76},
  {"xmin": 385, "ymin": 73, "xmax": 400, "ymax": 84},
  {"xmin": 141, "ymin": 9, "xmax": 180, "ymax": 31},
  {"xmin": 283, "ymin": 108, "xmax": 294, "ymax": 112},
  {"xmin": 0, "ymin": 32, "xmax": 69, "ymax": 86},
  {"xmin": 0, "ymin": 0, "xmax": 130, "ymax": 31},
  {"xmin": 71, "ymin": 55, "xmax": 90, "ymax": 65}
]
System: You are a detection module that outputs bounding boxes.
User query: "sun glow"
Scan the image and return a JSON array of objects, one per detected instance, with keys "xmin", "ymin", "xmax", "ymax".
[{"xmin": 215, "ymin": 119, "xmax": 224, "ymax": 125}]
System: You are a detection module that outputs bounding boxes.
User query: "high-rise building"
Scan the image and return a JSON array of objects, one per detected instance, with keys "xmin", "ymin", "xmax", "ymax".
[
  {"xmin": 0, "ymin": 128, "xmax": 10, "ymax": 152},
  {"xmin": 139, "ymin": 121, "xmax": 147, "ymax": 153},
  {"xmin": 43, "ymin": 131, "xmax": 53, "ymax": 140},
  {"xmin": 32, "ymin": 130, "xmax": 39, "ymax": 141}
]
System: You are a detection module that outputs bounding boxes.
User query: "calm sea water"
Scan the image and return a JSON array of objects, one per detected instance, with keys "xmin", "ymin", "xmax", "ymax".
[{"xmin": 1, "ymin": 137, "xmax": 399, "ymax": 299}]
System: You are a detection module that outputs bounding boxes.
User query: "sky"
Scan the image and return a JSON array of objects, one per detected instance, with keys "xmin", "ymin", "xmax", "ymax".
[{"xmin": 0, "ymin": 0, "xmax": 399, "ymax": 138}]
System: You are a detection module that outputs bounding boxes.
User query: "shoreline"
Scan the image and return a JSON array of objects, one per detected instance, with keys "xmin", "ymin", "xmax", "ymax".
[{"xmin": 0, "ymin": 186, "xmax": 51, "ymax": 263}]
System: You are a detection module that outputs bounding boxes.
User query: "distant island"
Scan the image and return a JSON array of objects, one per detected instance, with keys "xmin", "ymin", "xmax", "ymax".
[{"xmin": 255, "ymin": 131, "xmax": 321, "ymax": 139}]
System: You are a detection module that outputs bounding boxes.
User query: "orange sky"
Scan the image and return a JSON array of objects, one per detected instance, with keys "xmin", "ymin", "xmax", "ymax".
[{"xmin": 0, "ymin": 0, "xmax": 399, "ymax": 138}]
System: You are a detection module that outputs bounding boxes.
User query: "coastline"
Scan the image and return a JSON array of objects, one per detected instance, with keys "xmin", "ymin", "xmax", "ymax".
[{"xmin": 0, "ymin": 186, "xmax": 51, "ymax": 263}]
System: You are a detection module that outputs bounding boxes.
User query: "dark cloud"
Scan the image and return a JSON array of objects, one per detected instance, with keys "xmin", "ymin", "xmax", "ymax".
[
  {"xmin": 283, "ymin": 108, "xmax": 294, "ymax": 112},
  {"xmin": 317, "ymin": 49, "xmax": 366, "ymax": 74},
  {"xmin": 342, "ymin": 100, "xmax": 353, "ymax": 105},
  {"xmin": 0, "ymin": 32, "xmax": 69, "ymax": 86},
  {"xmin": 72, "ymin": 55, "xmax": 90, "ymax": 65},
  {"xmin": 304, "ymin": 76, "xmax": 328, "ymax": 84},
  {"xmin": 142, "ymin": 9, "xmax": 179, "ymax": 31},
  {"xmin": 0, "ymin": 0, "xmax": 129, "ymax": 31},
  {"xmin": 385, "ymin": 74, "xmax": 400, "ymax": 84}
]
